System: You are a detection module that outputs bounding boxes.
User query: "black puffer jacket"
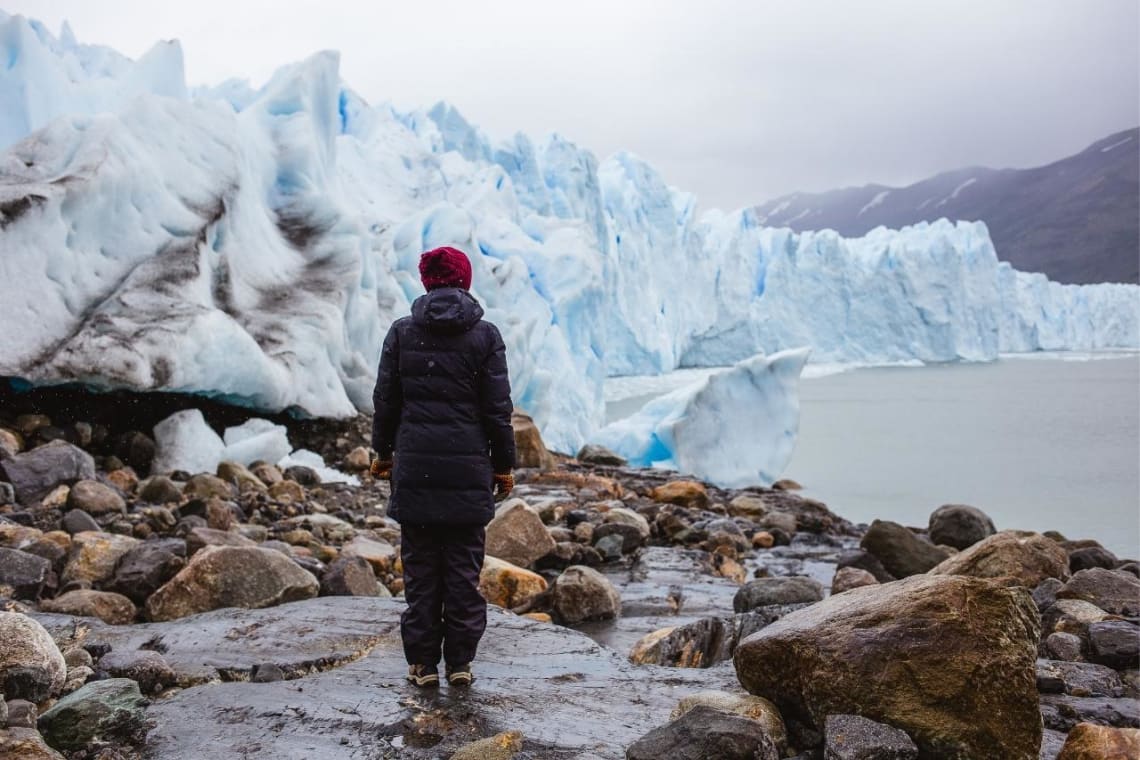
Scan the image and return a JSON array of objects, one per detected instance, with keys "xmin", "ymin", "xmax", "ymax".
[{"xmin": 371, "ymin": 287, "xmax": 516, "ymax": 526}]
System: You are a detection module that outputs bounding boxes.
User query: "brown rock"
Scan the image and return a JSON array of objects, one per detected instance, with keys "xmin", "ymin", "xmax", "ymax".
[
  {"xmin": 733, "ymin": 574, "xmax": 1042, "ymax": 759},
  {"xmin": 250, "ymin": 463, "xmax": 284, "ymax": 485},
  {"xmin": 751, "ymin": 531, "xmax": 775, "ymax": 549},
  {"xmin": 0, "ymin": 427, "xmax": 23, "ymax": 456},
  {"xmin": 728, "ymin": 494, "xmax": 769, "ymax": 519},
  {"xmin": 771, "ymin": 479, "xmax": 802, "ymax": 491},
  {"xmin": 930, "ymin": 530, "xmax": 1070, "ymax": 587},
  {"xmin": 61, "ymin": 532, "xmax": 139, "ymax": 585},
  {"xmin": 486, "ymin": 499, "xmax": 557, "ymax": 568},
  {"xmin": 14, "ymin": 414, "xmax": 51, "ymax": 436},
  {"xmin": 525, "ymin": 470, "xmax": 623, "ymax": 499},
  {"xmin": 831, "ymin": 566, "xmax": 879, "ymax": 594},
  {"xmin": 479, "ymin": 555, "xmax": 547, "ymax": 609},
  {"xmin": 182, "ymin": 473, "xmax": 234, "ymax": 500},
  {"xmin": 344, "ymin": 446, "xmax": 371, "ymax": 472},
  {"xmin": 41, "ymin": 485, "xmax": 70, "ymax": 510},
  {"xmin": 104, "ymin": 468, "xmax": 139, "ymax": 495},
  {"xmin": 512, "ymin": 411, "xmax": 555, "ymax": 470},
  {"xmin": 66, "ymin": 480, "xmax": 126, "ymax": 516},
  {"xmin": 39, "ymin": 590, "xmax": 137, "ymax": 625},
  {"xmin": 0, "ymin": 611, "xmax": 67, "ymax": 701},
  {"xmin": 860, "ymin": 520, "xmax": 950, "ymax": 578},
  {"xmin": 0, "ymin": 727, "xmax": 67, "ymax": 759},
  {"xmin": 650, "ymin": 480, "xmax": 709, "ymax": 509},
  {"xmin": 450, "ymin": 731, "xmax": 524, "ymax": 760},
  {"xmin": 268, "ymin": 479, "xmax": 305, "ymax": 504},
  {"xmin": 1056, "ymin": 723, "xmax": 1140, "ymax": 760},
  {"xmin": 205, "ymin": 498, "xmax": 234, "ymax": 531},
  {"xmin": 146, "ymin": 545, "xmax": 319, "ymax": 621},
  {"xmin": 216, "ymin": 461, "xmax": 267, "ymax": 493}
]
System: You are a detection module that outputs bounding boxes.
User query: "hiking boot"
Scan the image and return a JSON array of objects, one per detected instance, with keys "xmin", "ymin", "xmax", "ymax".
[
  {"xmin": 406, "ymin": 664, "xmax": 439, "ymax": 687},
  {"xmin": 446, "ymin": 663, "xmax": 474, "ymax": 686}
]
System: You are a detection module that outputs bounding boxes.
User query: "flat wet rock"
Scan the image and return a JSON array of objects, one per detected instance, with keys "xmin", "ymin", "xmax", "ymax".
[{"xmin": 35, "ymin": 597, "xmax": 738, "ymax": 758}]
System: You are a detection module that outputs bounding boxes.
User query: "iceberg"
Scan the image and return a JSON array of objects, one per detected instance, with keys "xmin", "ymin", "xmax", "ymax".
[
  {"xmin": 0, "ymin": 12, "xmax": 1137, "ymax": 467},
  {"xmin": 592, "ymin": 348, "xmax": 810, "ymax": 488}
]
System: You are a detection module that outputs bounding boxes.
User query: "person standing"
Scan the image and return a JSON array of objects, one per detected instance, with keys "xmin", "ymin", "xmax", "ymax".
[{"xmin": 370, "ymin": 246, "xmax": 516, "ymax": 687}]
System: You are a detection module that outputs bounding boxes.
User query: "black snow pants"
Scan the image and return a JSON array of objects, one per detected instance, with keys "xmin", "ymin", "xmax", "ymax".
[{"xmin": 400, "ymin": 523, "xmax": 488, "ymax": 666}]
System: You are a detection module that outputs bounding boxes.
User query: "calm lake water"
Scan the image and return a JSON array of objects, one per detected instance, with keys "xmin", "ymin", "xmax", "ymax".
[{"xmin": 606, "ymin": 355, "xmax": 1140, "ymax": 559}]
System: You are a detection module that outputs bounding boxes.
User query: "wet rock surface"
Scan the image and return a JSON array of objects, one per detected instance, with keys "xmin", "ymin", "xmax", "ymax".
[
  {"xmin": 625, "ymin": 704, "xmax": 781, "ymax": 760},
  {"xmin": 823, "ymin": 714, "xmax": 919, "ymax": 760}
]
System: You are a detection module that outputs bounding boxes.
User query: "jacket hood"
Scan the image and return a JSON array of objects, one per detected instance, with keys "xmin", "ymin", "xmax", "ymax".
[{"xmin": 411, "ymin": 287, "xmax": 484, "ymax": 335}]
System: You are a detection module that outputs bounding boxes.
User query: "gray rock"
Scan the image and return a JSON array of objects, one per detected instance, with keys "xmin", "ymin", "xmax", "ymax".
[
  {"xmin": 593, "ymin": 522, "xmax": 644, "ymax": 553},
  {"xmin": 1038, "ymin": 694, "xmax": 1140, "ymax": 731},
  {"xmin": 824, "ymin": 714, "xmax": 918, "ymax": 759},
  {"xmin": 595, "ymin": 533, "xmax": 625, "ymax": 561},
  {"xmin": 629, "ymin": 605, "xmax": 810, "ymax": 668},
  {"xmin": 62, "ymin": 648, "xmax": 93, "ymax": 670},
  {"xmin": 320, "ymin": 555, "xmax": 379, "ymax": 597},
  {"xmin": 1069, "ymin": 546, "xmax": 1120, "ymax": 573},
  {"xmin": 576, "ymin": 444, "xmax": 627, "ymax": 466},
  {"xmin": 551, "ymin": 566, "xmax": 621, "ymax": 624},
  {"xmin": 1088, "ymin": 621, "xmax": 1140, "ymax": 669},
  {"xmin": 98, "ymin": 649, "xmax": 176, "ymax": 694},
  {"xmin": 0, "ymin": 440, "xmax": 95, "ymax": 505},
  {"xmin": 251, "ymin": 663, "xmax": 285, "ymax": 683},
  {"xmin": 928, "ymin": 504, "xmax": 996, "ymax": 550},
  {"xmin": 734, "ymin": 576, "xmax": 824, "ymax": 612},
  {"xmin": 0, "ymin": 695, "xmax": 6, "ymax": 728},
  {"xmin": 0, "ymin": 612, "xmax": 66, "ymax": 701},
  {"xmin": 1036, "ymin": 659, "xmax": 1123, "ymax": 697},
  {"xmin": 108, "ymin": 538, "xmax": 187, "ymax": 605},
  {"xmin": 60, "ymin": 509, "xmax": 100, "ymax": 535},
  {"xmin": 485, "ymin": 499, "xmax": 557, "ymax": 568},
  {"xmin": 1033, "ymin": 577, "xmax": 1066, "ymax": 611},
  {"xmin": 0, "ymin": 547, "xmax": 51, "ymax": 600},
  {"xmin": 283, "ymin": 465, "xmax": 320, "ymax": 485},
  {"xmin": 5, "ymin": 699, "xmax": 36, "ymax": 729},
  {"xmin": 1057, "ymin": 568, "xmax": 1140, "ymax": 616},
  {"xmin": 626, "ymin": 704, "xmax": 781, "ymax": 760},
  {"xmin": 1038, "ymin": 728, "xmax": 1068, "ymax": 760},
  {"xmin": 535, "ymin": 542, "xmax": 603, "ymax": 571},
  {"xmin": 0, "ymin": 482, "xmax": 15, "ymax": 505},
  {"xmin": 860, "ymin": 520, "xmax": 950, "ymax": 578},
  {"xmin": 1045, "ymin": 632, "xmax": 1084, "ymax": 662},
  {"xmin": 37, "ymin": 677, "xmax": 149, "ymax": 751}
]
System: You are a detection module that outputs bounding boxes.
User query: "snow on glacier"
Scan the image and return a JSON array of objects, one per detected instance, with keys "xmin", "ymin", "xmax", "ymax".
[
  {"xmin": 593, "ymin": 348, "xmax": 812, "ymax": 488},
  {"xmin": 0, "ymin": 13, "xmax": 1138, "ymax": 476}
]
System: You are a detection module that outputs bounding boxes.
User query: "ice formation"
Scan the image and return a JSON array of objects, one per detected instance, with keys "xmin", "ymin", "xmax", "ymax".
[
  {"xmin": 593, "ymin": 348, "xmax": 811, "ymax": 487},
  {"xmin": 1, "ymin": 12, "xmax": 1138, "ymax": 468}
]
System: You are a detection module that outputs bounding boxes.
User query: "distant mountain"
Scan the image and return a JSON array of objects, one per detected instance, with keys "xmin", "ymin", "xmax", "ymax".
[{"xmin": 753, "ymin": 128, "xmax": 1139, "ymax": 285}]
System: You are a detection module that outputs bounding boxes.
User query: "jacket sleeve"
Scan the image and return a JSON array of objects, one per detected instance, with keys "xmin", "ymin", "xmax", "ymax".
[
  {"xmin": 371, "ymin": 323, "xmax": 402, "ymax": 459},
  {"xmin": 479, "ymin": 325, "xmax": 516, "ymax": 473}
]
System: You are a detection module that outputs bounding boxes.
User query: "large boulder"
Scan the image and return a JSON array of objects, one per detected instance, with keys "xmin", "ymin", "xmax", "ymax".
[
  {"xmin": 551, "ymin": 565, "xmax": 621, "ymax": 624},
  {"xmin": 930, "ymin": 531, "xmax": 1070, "ymax": 587},
  {"xmin": 0, "ymin": 440, "xmax": 95, "ymax": 505},
  {"xmin": 0, "ymin": 547, "xmax": 51, "ymax": 599},
  {"xmin": 512, "ymin": 411, "xmax": 556, "ymax": 469},
  {"xmin": 927, "ymin": 504, "xmax": 995, "ymax": 550},
  {"xmin": 485, "ymin": 499, "xmax": 557, "ymax": 568},
  {"xmin": 1057, "ymin": 568, "xmax": 1140, "ymax": 616},
  {"xmin": 734, "ymin": 577, "xmax": 824, "ymax": 612},
  {"xmin": 340, "ymin": 535, "xmax": 398, "ymax": 574},
  {"xmin": 626, "ymin": 704, "xmax": 781, "ymax": 760},
  {"xmin": 733, "ymin": 574, "xmax": 1042, "ymax": 759},
  {"xmin": 0, "ymin": 611, "xmax": 66, "ymax": 702},
  {"xmin": 859, "ymin": 520, "xmax": 950, "ymax": 578},
  {"xmin": 1055, "ymin": 723, "xmax": 1140, "ymax": 760},
  {"xmin": 61, "ymin": 531, "xmax": 140, "ymax": 586},
  {"xmin": 145, "ymin": 545, "xmax": 319, "ymax": 621},
  {"xmin": 39, "ymin": 590, "xmax": 137, "ymax": 625},
  {"xmin": 479, "ymin": 555, "xmax": 548, "ymax": 609},
  {"xmin": 37, "ymin": 678, "xmax": 148, "ymax": 752}
]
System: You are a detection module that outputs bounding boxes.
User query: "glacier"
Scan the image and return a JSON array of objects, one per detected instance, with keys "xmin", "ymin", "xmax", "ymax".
[
  {"xmin": 593, "ymin": 348, "xmax": 812, "ymax": 488},
  {"xmin": 0, "ymin": 13, "xmax": 1138, "ymax": 472}
]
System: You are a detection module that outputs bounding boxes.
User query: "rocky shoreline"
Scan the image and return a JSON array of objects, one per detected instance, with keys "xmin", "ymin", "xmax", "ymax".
[{"xmin": 0, "ymin": 399, "xmax": 1138, "ymax": 759}]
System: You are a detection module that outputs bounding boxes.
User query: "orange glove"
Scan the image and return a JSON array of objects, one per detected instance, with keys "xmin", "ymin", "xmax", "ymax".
[
  {"xmin": 493, "ymin": 472, "xmax": 514, "ymax": 501},
  {"xmin": 370, "ymin": 458, "xmax": 393, "ymax": 480}
]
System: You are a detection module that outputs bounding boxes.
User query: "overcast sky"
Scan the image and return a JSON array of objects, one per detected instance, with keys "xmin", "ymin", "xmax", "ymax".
[{"xmin": 7, "ymin": 0, "xmax": 1138, "ymax": 210}]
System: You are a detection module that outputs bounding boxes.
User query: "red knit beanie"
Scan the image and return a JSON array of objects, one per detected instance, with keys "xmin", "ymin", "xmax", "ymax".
[{"xmin": 419, "ymin": 246, "xmax": 473, "ymax": 291}]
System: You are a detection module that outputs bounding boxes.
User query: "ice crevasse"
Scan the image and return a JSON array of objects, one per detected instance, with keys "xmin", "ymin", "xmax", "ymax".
[{"xmin": 0, "ymin": 12, "xmax": 1137, "ymax": 486}]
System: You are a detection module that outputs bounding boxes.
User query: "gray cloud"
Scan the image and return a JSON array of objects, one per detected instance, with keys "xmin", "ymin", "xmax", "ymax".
[{"xmin": 7, "ymin": 0, "xmax": 1138, "ymax": 211}]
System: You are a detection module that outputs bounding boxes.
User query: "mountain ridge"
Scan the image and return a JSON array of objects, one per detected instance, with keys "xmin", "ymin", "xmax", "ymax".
[{"xmin": 753, "ymin": 128, "xmax": 1140, "ymax": 285}]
